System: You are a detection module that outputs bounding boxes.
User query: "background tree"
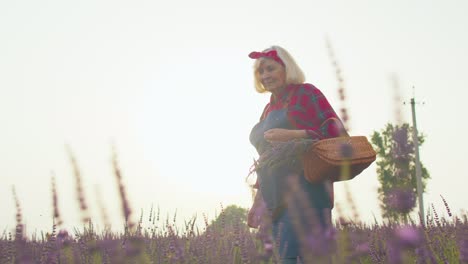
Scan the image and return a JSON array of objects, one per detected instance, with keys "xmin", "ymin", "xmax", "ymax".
[
  {"xmin": 208, "ymin": 205, "xmax": 248, "ymax": 232},
  {"xmin": 371, "ymin": 123, "xmax": 430, "ymax": 222}
]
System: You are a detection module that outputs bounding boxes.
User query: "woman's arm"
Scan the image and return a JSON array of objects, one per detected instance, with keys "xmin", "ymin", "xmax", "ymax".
[
  {"xmin": 263, "ymin": 128, "xmax": 308, "ymax": 142},
  {"xmin": 263, "ymin": 117, "xmax": 347, "ymax": 142}
]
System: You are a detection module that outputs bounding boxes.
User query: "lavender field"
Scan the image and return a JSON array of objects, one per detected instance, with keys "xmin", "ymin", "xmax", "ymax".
[
  {"xmin": 1, "ymin": 195, "xmax": 467, "ymax": 264},
  {"xmin": 1, "ymin": 149, "xmax": 467, "ymax": 264}
]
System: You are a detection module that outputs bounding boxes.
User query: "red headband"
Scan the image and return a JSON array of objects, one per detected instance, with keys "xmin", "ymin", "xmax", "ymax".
[{"xmin": 248, "ymin": 50, "xmax": 285, "ymax": 67}]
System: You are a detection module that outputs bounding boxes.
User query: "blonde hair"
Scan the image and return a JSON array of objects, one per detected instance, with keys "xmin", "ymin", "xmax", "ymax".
[{"xmin": 252, "ymin": 45, "xmax": 306, "ymax": 93}]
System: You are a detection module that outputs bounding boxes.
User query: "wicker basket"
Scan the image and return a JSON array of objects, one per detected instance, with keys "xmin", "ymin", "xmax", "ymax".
[{"xmin": 302, "ymin": 136, "xmax": 376, "ymax": 183}]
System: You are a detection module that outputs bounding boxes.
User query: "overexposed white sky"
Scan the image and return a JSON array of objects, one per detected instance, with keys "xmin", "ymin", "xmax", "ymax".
[{"xmin": 1, "ymin": 0, "xmax": 467, "ymax": 234}]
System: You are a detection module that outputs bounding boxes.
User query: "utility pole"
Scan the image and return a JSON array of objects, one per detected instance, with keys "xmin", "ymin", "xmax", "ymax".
[{"xmin": 410, "ymin": 89, "xmax": 425, "ymax": 226}]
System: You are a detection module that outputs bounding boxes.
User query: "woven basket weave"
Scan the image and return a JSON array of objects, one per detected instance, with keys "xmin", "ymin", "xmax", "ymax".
[{"xmin": 302, "ymin": 136, "xmax": 376, "ymax": 183}]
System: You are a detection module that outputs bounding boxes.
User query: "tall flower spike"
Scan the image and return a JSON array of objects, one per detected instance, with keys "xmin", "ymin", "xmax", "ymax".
[
  {"xmin": 390, "ymin": 74, "xmax": 403, "ymax": 125},
  {"xmin": 326, "ymin": 37, "xmax": 361, "ymax": 222},
  {"xmin": 95, "ymin": 185, "xmax": 111, "ymax": 230},
  {"xmin": 326, "ymin": 36, "xmax": 350, "ymax": 132},
  {"xmin": 66, "ymin": 144, "xmax": 90, "ymax": 224},
  {"xmin": 12, "ymin": 188, "xmax": 33, "ymax": 264},
  {"xmin": 111, "ymin": 143, "xmax": 134, "ymax": 231},
  {"xmin": 440, "ymin": 195, "xmax": 452, "ymax": 218},
  {"xmin": 12, "ymin": 186, "xmax": 24, "ymax": 241},
  {"xmin": 51, "ymin": 173, "xmax": 63, "ymax": 227}
]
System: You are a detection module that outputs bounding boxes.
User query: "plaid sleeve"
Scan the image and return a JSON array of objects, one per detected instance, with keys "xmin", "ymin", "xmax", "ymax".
[{"xmin": 288, "ymin": 84, "xmax": 345, "ymax": 139}]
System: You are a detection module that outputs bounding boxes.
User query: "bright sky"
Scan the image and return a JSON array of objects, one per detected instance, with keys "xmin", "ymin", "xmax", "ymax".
[{"xmin": 1, "ymin": 0, "xmax": 467, "ymax": 234}]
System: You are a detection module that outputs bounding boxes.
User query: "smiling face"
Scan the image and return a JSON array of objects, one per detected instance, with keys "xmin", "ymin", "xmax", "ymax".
[{"xmin": 257, "ymin": 58, "xmax": 287, "ymax": 94}]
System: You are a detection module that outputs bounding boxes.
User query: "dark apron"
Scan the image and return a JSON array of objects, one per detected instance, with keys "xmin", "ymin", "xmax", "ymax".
[{"xmin": 250, "ymin": 108, "xmax": 332, "ymax": 258}]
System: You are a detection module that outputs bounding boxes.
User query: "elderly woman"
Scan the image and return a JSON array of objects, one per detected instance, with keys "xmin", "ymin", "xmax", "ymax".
[{"xmin": 247, "ymin": 46, "xmax": 346, "ymax": 263}]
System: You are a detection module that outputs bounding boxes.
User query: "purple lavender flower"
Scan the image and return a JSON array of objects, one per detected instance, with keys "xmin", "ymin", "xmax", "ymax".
[
  {"xmin": 66, "ymin": 145, "xmax": 90, "ymax": 223},
  {"xmin": 440, "ymin": 195, "xmax": 453, "ymax": 218},
  {"xmin": 385, "ymin": 188, "xmax": 416, "ymax": 214},
  {"xmin": 354, "ymin": 242, "xmax": 370, "ymax": 254},
  {"xmin": 56, "ymin": 229, "xmax": 70, "ymax": 244},
  {"xmin": 347, "ymin": 242, "xmax": 370, "ymax": 262},
  {"xmin": 393, "ymin": 225, "xmax": 422, "ymax": 248},
  {"xmin": 51, "ymin": 175, "xmax": 63, "ymax": 227},
  {"xmin": 112, "ymin": 146, "xmax": 134, "ymax": 230},
  {"xmin": 391, "ymin": 126, "xmax": 414, "ymax": 162},
  {"xmin": 459, "ymin": 238, "xmax": 468, "ymax": 263},
  {"xmin": 304, "ymin": 227, "xmax": 337, "ymax": 256},
  {"xmin": 340, "ymin": 142, "xmax": 353, "ymax": 158}
]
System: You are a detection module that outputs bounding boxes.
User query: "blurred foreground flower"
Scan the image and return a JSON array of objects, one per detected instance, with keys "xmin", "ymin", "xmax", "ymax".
[
  {"xmin": 459, "ymin": 233, "xmax": 468, "ymax": 263},
  {"xmin": 394, "ymin": 225, "xmax": 423, "ymax": 248},
  {"xmin": 385, "ymin": 188, "xmax": 416, "ymax": 214}
]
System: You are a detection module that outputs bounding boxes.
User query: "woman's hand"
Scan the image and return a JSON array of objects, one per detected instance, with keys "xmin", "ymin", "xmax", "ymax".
[{"xmin": 264, "ymin": 128, "xmax": 306, "ymax": 143}]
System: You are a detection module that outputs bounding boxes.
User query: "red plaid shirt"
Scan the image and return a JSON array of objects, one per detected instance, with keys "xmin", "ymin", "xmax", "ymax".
[
  {"xmin": 253, "ymin": 83, "xmax": 345, "ymax": 189},
  {"xmin": 260, "ymin": 83, "xmax": 345, "ymax": 139}
]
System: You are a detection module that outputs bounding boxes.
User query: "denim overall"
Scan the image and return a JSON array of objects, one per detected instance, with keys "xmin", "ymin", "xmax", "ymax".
[{"xmin": 250, "ymin": 108, "xmax": 332, "ymax": 259}]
